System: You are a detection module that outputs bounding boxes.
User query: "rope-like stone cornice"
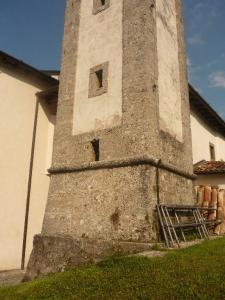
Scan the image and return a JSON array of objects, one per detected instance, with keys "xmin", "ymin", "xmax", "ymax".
[{"xmin": 49, "ymin": 155, "xmax": 196, "ymax": 180}]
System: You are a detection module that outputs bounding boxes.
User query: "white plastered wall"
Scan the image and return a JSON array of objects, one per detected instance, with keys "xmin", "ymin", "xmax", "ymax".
[
  {"xmin": 156, "ymin": 0, "xmax": 183, "ymax": 141},
  {"xmin": 25, "ymin": 101, "xmax": 55, "ymax": 266},
  {"xmin": 191, "ymin": 111, "xmax": 225, "ymax": 164},
  {"xmin": 0, "ymin": 71, "xmax": 54, "ymax": 270},
  {"xmin": 73, "ymin": 0, "xmax": 123, "ymax": 135}
]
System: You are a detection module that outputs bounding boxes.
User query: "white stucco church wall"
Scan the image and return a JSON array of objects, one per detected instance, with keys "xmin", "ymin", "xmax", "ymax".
[
  {"xmin": 0, "ymin": 67, "xmax": 56, "ymax": 271},
  {"xmin": 191, "ymin": 111, "xmax": 225, "ymax": 164}
]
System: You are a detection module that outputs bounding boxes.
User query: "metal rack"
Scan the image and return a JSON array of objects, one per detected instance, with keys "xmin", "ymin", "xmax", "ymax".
[{"xmin": 156, "ymin": 204, "xmax": 219, "ymax": 248}]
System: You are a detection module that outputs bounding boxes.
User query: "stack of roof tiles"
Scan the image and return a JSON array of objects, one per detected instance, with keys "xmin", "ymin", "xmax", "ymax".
[{"xmin": 196, "ymin": 185, "xmax": 225, "ymax": 235}]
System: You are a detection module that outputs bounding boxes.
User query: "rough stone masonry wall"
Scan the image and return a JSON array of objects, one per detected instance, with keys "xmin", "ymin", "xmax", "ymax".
[
  {"xmin": 26, "ymin": 164, "xmax": 194, "ymax": 279},
  {"xmin": 49, "ymin": 0, "xmax": 194, "ymax": 198},
  {"xmin": 42, "ymin": 164, "xmax": 194, "ymax": 242},
  {"xmin": 43, "ymin": 165, "xmax": 157, "ymax": 242},
  {"xmin": 26, "ymin": 0, "xmax": 195, "ymax": 279},
  {"xmin": 52, "ymin": 0, "xmax": 159, "ymax": 166},
  {"xmin": 52, "ymin": 0, "xmax": 193, "ymax": 174}
]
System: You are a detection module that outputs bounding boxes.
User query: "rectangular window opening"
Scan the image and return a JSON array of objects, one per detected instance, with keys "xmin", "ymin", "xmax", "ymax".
[
  {"xmin": 89, "ymin": 62, "xmax": 108, "ymax": 98},
  {"xmin": 95, "ymin": 69, "xmax": 103, "ymax": 89},
  {"xmin": 209, "ymin": 143, "xmax": 216, "ymax": 161},
  {"xmin": 101, "ymin": 0, "xmax": 106, "ymax": 6},
  {"xmin": 91, "ymin": 139, "xmax": 100, "ymax": 161}
]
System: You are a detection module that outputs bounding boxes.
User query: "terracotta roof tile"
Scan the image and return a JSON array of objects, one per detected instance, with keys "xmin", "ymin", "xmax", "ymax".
[{"xmin": 194, "ymin": 160, "xmax": 225, "ymax": 175}]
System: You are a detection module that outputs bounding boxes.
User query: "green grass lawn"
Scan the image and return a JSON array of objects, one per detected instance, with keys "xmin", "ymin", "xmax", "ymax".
[{"xmin": 1, "ymin": 237, "xmax": 225, "ymax": 300}]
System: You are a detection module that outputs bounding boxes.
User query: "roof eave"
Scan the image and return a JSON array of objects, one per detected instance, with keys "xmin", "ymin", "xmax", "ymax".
[
  {"xmin": 195, "ymin": 171, "xmax": 225, "ymax": 175},
  {"xmin": 189, "ymin": 84, "xmax": 225, "ymax": 137},
  {"xmin": 0, "ymin": 50, "xmax": 59, "ymax": 87}
]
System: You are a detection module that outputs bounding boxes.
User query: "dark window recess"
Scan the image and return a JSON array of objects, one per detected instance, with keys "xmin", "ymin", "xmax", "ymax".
[
  {"xmin": 209, "ymin": 143, "xmax": 216, "ymax": 161},
  {"xmin": 95, "ymin": 69, "xmax": 103, "ymax": 89},
  {"xmin": 88, "ymin": 62, "xmax": 108, "ymax": 98},
  {"xmin": 93, "ymin": 0, "xmax": 110, "ymax": 15},
  {"xmin": 91, "ymin": 139, "xmax": 100, "ymax": 161}
]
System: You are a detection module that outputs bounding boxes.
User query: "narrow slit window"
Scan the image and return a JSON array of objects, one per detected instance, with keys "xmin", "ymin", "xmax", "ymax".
[
  {"xmin": 91, "ymin": 139, "xmax": 100, "ymax": 161},
  {"xmin": 95, "ymin": 69, "xmax": 103, "ymax": 89},
  {"xmin": 209, "ymin": 143, "xmax": 216, "ymax": 161}
]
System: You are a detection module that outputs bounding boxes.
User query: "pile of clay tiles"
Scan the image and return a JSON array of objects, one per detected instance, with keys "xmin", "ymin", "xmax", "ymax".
[{"xmin": 196, "ymin": 186, "xmax": 225, "ymax": 235}]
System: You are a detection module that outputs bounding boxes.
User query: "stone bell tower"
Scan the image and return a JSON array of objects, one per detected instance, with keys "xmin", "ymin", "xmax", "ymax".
[{"xmin": 27, "ymin": 0, "xmax": 195, "ymax": 277}]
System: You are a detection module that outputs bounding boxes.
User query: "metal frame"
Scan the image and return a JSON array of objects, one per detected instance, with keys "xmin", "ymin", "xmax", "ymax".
[{"xmin": 156, "ymin": 204, "xmax": 218, "ymax": 248}]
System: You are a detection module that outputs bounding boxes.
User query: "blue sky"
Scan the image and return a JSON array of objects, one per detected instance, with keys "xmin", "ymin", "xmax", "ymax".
[
  {"xmin": 184, "ymin": 0, "xmax": 225, "ymax": 119},
  {"xmin": 0, "ymin": 0, "xmax": 224, "ymax": 119},
  {"xmin": 0, "ymin": 0, "xmax": 66, "ymax": 70}
]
